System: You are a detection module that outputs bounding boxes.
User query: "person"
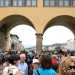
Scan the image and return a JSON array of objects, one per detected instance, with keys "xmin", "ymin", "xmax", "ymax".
[
  {"xmin": 33, "ymin": 55, "xmax": 56, "ymax": 75},
  {"xmin": 26, "ymin": 55, "xmax": 32, "ymax": 71},
  {"xmin": 0, "ymin": 58, "xmax": 3, "ymax": 75},
  {"xmin": 52, "ymin": 55, "xmax": 60, "ymax": 65},
  {"xmin": 17, "ymin": 54, "xmax": 28, "ymax": 75},
  {"xmin": 59, "ymin": 56, "xmax": 75, "ymax": 75},
  {"xmin": 52, "ymin": 63, "xmax": 59, "ymax": 75},
  {"xmin": 2, "ymin": 54, "xmax": 21, "ymax": 75},
  {"xmin": 3, "ymin": 56, "xmax": 10, "ymax": 69},
  {"xmin": 28, "ymin": 58, "xmax": 39, "ymax": 75},
  {"xmin": 28, "ymin": 51, "xmax": 34, "ymax": 59}
]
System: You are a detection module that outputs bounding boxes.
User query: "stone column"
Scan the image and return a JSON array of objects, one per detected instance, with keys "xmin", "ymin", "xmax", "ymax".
[
  {"xmin": 5, "ymin": 33, "xmax": 10, "ymax": 51},
  {"xmin": 73, "ymin": 33, "xmax": 75, "ymax": 51},
  {"xmin": 36, "ymin": 33, "xmax": 43, "ymax": 53},
  {"xmin": 0, "ymin": 31, "xmax": 6, "ymax": 51}
]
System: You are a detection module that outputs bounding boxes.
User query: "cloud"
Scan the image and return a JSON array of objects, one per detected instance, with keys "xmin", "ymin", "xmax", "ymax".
[
  {"xmin": 10, "ymin": 25, "xmax": 74, "ymax": 46},
  {"xmin": 43, "ymin": 26, "xmax": 74, "ymax": 45},
  {"xmin": 10, "ymin": 25, "xmax": 36, "ymax": 45}
]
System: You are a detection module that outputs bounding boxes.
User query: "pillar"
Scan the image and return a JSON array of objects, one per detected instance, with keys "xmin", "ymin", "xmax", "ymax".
[
  {"xmin": 5, "ymin": 33, "xmax": 10, "ymax": 51},
  {"xmin": 73, "ymin": 33, "xmax": 75, "ymax": 51},
  {"xmin": 36, "ymin": 33, "xmax": 43, "ymax": 53},
  {"xmin": 0, "ymin": 31, "xmax": 6, "ymax": 51}
]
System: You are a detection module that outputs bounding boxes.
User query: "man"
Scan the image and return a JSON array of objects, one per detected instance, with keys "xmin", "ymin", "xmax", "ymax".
[
  {"xmin": 17, "ymin": 54, "xmax": 28, "ymax": 75},
  {"xmin": 52, "ymin": 55, "xmax": 60, "ymax": 65},
  {"xmin": 28, "ymin": 51, "xmax": 34, "ymax": 59}
]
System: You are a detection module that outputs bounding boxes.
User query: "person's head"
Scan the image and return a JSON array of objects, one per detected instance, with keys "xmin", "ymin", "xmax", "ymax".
[
  {"xmin": 20, "ymin": 54, "xmax": 26, "ymax": 63},
  {"xmin": 0, "ymin": 58, "xmax": 2, "ymax": 69},
  {"xmin": 32, "ymin": 59, "xmax": 39, "ymax": 70},
  {"xmin": 4, "ymin": 57, "xmax": 10, "ymax": 66},
  {"xmin": 8, "ymin": 54, "xmax": 20, "ymax": 66},
  {"xmin": 17, "ymin": 51, "xmax": 21, "ymax": 56},
  {"xmin": 52, "ymin": 55, "xmax": 57, "ymax": 59},
  {"xmin": 52, "ymin": 63, "xmax": 59, "ymax": 72},
  {"xmin": 59, "ymin": 56, "xmax": 75, "ymax": 75},
  {"xmin": 40, "ymin": 55, "xmax": 52, "ymax": 69}
]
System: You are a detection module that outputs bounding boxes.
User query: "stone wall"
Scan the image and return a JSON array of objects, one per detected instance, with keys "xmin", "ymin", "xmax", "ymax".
[{"xmin": 0, "ymin": 31, "xmax": 6, "ymax": 51}]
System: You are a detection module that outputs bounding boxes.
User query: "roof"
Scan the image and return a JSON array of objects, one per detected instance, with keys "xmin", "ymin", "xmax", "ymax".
[{"xmin": 10, "ymin": 34, "xmax": 19, "ymax": 39}]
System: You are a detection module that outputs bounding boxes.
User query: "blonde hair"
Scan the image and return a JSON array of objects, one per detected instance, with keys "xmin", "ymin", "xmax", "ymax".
[{"xmin": 59, "ymin": 56, "xmax": 75, "ymax": 75}]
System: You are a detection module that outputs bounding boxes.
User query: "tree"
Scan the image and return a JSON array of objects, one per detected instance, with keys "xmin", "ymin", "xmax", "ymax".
[{"xmin": 55, "ymin": 46, "xmax": 61, "ymax": 50}]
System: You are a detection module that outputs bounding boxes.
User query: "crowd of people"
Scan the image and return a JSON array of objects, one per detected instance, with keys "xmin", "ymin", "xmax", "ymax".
[{"xmin": 0, "ymin": 49, "xmax": 75, "ymax": 75}]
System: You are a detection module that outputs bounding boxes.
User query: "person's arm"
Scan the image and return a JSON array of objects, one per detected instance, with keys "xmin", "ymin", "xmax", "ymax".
[
  {"xmin": 15, "ymin": 70, "xmax": 20, "ymax": 75},
  {"xmin": 0, "ymin": 69, "xmax": 2, "ymax": 75}
]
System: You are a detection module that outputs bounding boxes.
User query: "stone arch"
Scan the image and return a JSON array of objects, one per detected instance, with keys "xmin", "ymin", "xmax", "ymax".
[
  {"xmin": 43, "ymin": 15, "xmax": 75, "ymax": 36},
  {"xmin": 0, "ymin": 14, "xmax": 36, "ymax": 33},
  {"xmin": 0, "ymin": 14, "xmax": 36, "ymax": 51}
]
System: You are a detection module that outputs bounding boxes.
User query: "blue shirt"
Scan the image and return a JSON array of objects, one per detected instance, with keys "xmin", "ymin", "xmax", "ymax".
[
  {"xmin": 17, "ymin": 62, "xmax": 28, "ymax": 75},
  {"xmin": 33, "ymin": 68, "xmax": 56, "ymax": 75}
]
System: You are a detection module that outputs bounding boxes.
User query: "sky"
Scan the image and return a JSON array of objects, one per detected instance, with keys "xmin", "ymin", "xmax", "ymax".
[{"xmin": 10, "ymin": 25, "xmax": 74, "ymax": 47}]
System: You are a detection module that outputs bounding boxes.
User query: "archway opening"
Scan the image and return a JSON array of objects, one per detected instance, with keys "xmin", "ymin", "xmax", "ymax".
[
  {"xmin": 0, "ymin": 15, "xmax": 36, "ymax": 51},
  {"xmin": 43, "ymin": 26, "xmax": 74, "ymax": 51},
  {"xmin": 10, "ymin": 25, "xmax": 36, "ymax": 51}
]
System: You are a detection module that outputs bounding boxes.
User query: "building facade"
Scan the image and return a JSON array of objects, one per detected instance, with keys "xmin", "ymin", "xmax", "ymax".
[
  {"xmin": 18, "ymin": 41, "xmax": 24, "ymax": 51},
  {"xmin": 10, "ymin": 34, "xmax": 24, "ymax": 51},
  {"xmin": 66, "ymin": 39, "xmax": 75, "ymax": 51},
  {"xmin": 60, "ymin": 39, "xmax": 75, "ymax": 51},
  {"xmin": 10, "ymin": 34, "xmax": 19, "ymax": 50}
]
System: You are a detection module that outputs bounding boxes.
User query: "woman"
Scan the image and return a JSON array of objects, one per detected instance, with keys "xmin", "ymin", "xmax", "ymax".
[
  {"xmin": 28, "ymin": 58, "xmax": 39, "ymax": 75},
  {"xmin": 33, "ymin": 55, "xmax": 56, "ymax": 75},
  {"xmin": 26, "ymin": 55, "xmax": 32, "ymax": 71},
  {"xmin": 2, "ymin": 54, "xmax": 21, "ymax": 75},
  {"xmin": 59, "ymin": 56, "xmax": 75, "ymax": 75}
]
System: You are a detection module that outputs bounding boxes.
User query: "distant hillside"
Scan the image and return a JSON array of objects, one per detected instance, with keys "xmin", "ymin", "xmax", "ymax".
[
  {"xmin": 24, "ymin": 43, "xmax": 64, "ymax": 50},
  {"xmin": 24, "ymin": 45, "xmax": 35, "ymax": 48}
]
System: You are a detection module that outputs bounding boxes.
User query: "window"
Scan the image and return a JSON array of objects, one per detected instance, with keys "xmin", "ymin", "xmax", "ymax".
[
  {"xmin": 5, "ymin": 0, "xmax": 9, "ymax": 6},
  {"xmin": 12, "ymin": 0, "xmax": 23, "ymax": 6},
  {"xmin": 0, "ymin": 0, "xmax": 4, "ymax": 6},
  {"xmin": 44, "ymin": 0, "xmax": 75, "ymax": 7},
  {"xmin": 44, "ymin": 0, "xmax": 49, "ymax": 6},
  {"xmin": 26, "ymin": 0, "xmax": 37, "ymax": 6},
  {"xmin": 59, "ymin": 0, "xmax": 63, "ymax": 6},
  {"xmin": 73, "ymin": 0, "xmax": 75, "ymax": 6},
  {"xmin": 58, "ymin": 0, "xmax": 69, "ymax": 6},
  {"xmin": 32, "ymin": 0, "xmax": 36, "ymax": 6},
  {"xmin": 12, "ymin": 0, "xmax": 17, "ymax": 6},
  {"xmin": 26, "ymin": 0, "xmax": 31, "ymax": 6},
  {"xmin": 44, "ymin": 0, "xmax": 55, "ymax": 6},
  {"xmin": 0, "ymin": 0, "xmax": 9, "ymax": 6},
  {"xmin": 64, "ymin": 0, "xmax": 69, "ymax": 6},
  {"xmin": 50, "ymin": 0, "xmax": 55, "ymax": 6},
  {"xmin": 18, "ymin": 0, "xmax": 22, "ymax": 6}
]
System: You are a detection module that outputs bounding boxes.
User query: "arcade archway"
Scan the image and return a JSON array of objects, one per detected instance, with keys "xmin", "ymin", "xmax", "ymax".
[{"xmin": 0, "ymin": 14, "xmax": 36, "ymax": 51}]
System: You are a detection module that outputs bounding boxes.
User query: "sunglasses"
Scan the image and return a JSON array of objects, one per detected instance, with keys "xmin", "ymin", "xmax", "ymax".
[{"xmin": 68, "ymin": 66, "xmax": 75, "ymax": 69}]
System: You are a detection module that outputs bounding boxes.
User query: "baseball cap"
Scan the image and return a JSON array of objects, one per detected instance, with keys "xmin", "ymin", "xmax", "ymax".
[{"xmin": 32, "ymin": 59, "xmax": 39, "ymax": 64}]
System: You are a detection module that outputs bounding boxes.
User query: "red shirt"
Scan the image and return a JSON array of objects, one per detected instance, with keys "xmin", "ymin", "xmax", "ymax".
[{"xmin": 52, "ymin": 59, "xmax": 60, "ymax": 65}]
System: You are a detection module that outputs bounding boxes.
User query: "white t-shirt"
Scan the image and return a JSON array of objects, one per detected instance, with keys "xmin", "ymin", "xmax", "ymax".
[{"xmin": 2, "ymin": 65, "xmax": 19, "ymax": 75}]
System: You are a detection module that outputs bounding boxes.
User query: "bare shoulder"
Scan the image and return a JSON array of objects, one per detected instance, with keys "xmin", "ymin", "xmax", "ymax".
[{"xmin": 15, "ymin": 70, "xmax": 20, "ymax": 75}]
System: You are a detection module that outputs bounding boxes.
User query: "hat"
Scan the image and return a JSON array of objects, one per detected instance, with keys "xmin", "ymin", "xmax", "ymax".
[{"xmin": 32, "ymin": 59, "xmax": 39, "ymax": 64}]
